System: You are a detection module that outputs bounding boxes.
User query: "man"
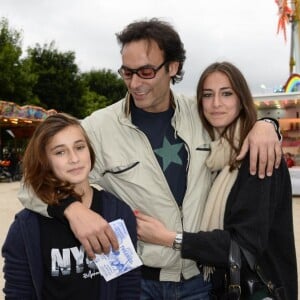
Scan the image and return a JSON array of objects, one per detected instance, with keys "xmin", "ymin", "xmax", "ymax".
[{"xmin": 19, "ymin": 18, "xmax": 281, "ymax": 299}]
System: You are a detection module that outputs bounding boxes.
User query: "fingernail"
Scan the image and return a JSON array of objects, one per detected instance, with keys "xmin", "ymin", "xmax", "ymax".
[{"xmin": 133, "ymin": 210, "xmax": 139, "ymax": 215}]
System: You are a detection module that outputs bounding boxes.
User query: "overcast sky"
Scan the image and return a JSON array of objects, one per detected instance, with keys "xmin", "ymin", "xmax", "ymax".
[{"xmin": 1, "ymin": 0, "xmax": 293, "ymax": 96}]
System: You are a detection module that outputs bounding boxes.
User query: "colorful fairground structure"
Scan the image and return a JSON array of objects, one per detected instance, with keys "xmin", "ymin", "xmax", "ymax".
[
  {"xmin": 0, "ymin": 100, "xmax": 57, "ymax": 137},
  {"xmin": 253, "ymin": 0, "xmax": 300, "ymax": 113},
  {"xmin": 0, "ymin": 100, "xmax": 57, "ymax": 160},
  {"xmin": 253, "ymin": 1, "xmax": 300, "ymax": 179}
]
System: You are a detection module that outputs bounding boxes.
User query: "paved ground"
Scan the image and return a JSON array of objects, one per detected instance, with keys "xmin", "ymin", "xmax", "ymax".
[{"xmin": 0, "ymin": 181, "xmax": 299, "ymax": 299}]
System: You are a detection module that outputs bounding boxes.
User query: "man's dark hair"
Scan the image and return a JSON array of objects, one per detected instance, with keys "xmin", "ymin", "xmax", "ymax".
[{"xmin": 116, "ymin": 18, "xmax": 186, "ymax": 84}]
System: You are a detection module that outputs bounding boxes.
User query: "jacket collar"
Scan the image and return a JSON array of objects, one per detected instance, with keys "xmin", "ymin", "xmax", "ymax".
[{"xmin": 123, "ymin": 90, "xmax": 176, "ymax": 117}]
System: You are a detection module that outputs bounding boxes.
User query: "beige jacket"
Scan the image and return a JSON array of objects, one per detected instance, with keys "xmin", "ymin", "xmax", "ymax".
[{"xmin": 19, "ymin": 92, "xmax": 213, "ymax": 282}]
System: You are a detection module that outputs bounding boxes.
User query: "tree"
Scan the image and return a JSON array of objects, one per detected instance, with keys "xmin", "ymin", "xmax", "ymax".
[
  {"xmin": 0, "ymin": 19, "xmax": 127, "ymax": 117},
  {"xmin": 81, "ymin": 69, "xmax": 127, "ymax": 105},
  {"xmin": 26, "ymin": 42, "xmax": 85, "ymax": 118},
  {"xmin": 81, "ymin": 90, "xmax": 110, "ymax": 116},
  {"xmin": 0, "ymin": 18, "xmax": 36, "ymax": 104}
]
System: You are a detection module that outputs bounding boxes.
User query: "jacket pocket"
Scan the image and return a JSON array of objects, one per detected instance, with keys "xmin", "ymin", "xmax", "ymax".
[{"xmin": 102, "ymin": 161, "xmax": 140, "ymax": 176}]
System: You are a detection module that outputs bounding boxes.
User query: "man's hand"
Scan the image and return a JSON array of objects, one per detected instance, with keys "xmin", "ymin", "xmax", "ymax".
[
  {"xmin": 64, "ymin": 202, "xmax": 119, "ymax": 259},
  {"xmin": 236, "ymin": 120, "xmax": 282, "ymax": 178}
]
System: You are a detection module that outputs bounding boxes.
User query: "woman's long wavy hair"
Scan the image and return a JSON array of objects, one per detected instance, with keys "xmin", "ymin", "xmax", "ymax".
[
  {"xmin": 197, "ymin": 62, "xmax": 257, "ymax": 170},
  {"xmin": 22, "ymin": 113, "xmax": 96, "ymax": 205}
]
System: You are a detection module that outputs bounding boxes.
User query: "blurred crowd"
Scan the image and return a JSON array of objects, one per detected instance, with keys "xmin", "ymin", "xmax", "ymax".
[{"xmin": 0, "ymin": 149, "xmax": 22, "ymax": 181}]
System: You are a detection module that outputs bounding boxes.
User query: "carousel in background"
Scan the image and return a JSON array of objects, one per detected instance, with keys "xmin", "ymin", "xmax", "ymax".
[
  {"xmin": 0, "ymin": 100, "xmax": 57, "ymax": 181},
  {"xmin": 253, "ymin": 0, "xmax": 300, "ymax": 194},
  {"xmin": 254, "ymin": 0, "xmax": 300, "ymax": 152}
]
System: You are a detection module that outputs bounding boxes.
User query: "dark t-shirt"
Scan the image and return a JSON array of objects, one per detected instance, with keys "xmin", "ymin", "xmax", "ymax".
[
  {"xmin": 39, "ymin": 191, "xmax": 102, "ymax": 300},
  {"xmin": 131, "ymin": 103, "xmax": 188, "ymax": 207}
]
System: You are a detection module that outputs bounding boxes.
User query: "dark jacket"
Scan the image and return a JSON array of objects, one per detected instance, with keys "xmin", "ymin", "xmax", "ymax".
[
  {"xmin": 2, "ymin": 189, "xmax": 141, "ymax": 299},
  {"xmin": 182, "ymin": 156, "xmax": 298, "ymax": 300}
]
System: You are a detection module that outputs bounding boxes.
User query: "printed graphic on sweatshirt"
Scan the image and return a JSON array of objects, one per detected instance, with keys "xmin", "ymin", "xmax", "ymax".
[{"xmin": 51, "ymin": 245, "xmax": 100, "ymax": 279}]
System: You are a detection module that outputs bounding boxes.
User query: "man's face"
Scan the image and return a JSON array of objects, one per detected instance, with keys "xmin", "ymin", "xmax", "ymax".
[{"xmin": 120, "ymin": 39, "xmax": 178, "ymax": 113}]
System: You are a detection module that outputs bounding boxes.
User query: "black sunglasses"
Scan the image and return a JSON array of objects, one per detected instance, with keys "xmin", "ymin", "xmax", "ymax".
[{"xmin": 118, "ymin": 61, "xmax": 168, "ymax": 80}]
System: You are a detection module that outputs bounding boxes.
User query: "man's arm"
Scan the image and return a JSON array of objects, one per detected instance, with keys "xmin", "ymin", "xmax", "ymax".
[
  {"xmin": 237, "ymin": 119, "xmax": 282, "ymax": 179},
  {"xmin": 18, "ymin": 182, "xmax": 119, "ymax": 258},
  {"xmin": 64, "ymin": 202, "xmax": 119, "ymax": 258}
]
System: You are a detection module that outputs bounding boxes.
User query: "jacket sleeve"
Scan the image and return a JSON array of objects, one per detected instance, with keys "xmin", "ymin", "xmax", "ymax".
[
  {"xmin": 18, "ymin": 182, "xmax": 78, "ymax": 221},
  {"xmin": 181, "ymin": 156, "xmax": 288, "ymax": 267},
  {"xmin": 18, "ymin": 181, "xmax": 50, "ymax": 217},
  {"xmin": 2, "ymin": 213, "xmax": 37, "ymax": 299}
]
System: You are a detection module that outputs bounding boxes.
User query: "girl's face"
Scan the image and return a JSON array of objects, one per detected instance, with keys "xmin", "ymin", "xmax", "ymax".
[
  {"xmin": 201, "ymin": 71, "xmax": 241, "ymax": 133},
  {"xmin": 46, "ymin": 125, "xmax": 91, "ymax": 190}
]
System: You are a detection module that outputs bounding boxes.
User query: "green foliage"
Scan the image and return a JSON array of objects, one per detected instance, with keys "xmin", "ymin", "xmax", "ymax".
[
  {"xmin": 0, "ymin": 18, "xmax": 127, "ymax": 119},
  {"xmin": 81, "ymin": 69, "xmax": 127, "ymax": 104},
  {"xmin": 26, "ymin": 42, "xmax": 85, "ymax": 118},
  {"xmin": 81, "ymin": 89, "xmax": 111, "ymax": 116},
  {"xmin": 0, "ymin": 18, "xmax": 36, "ymax": 103}
]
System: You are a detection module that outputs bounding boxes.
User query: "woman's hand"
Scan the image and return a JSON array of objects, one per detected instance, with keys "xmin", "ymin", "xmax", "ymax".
[{"xmin": 134, "ymin": 211, "xmax": 176, "ymax": 247}]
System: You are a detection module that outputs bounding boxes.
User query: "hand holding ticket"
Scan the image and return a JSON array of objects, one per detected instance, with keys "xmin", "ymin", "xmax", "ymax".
[{"xmin": 93, "ymin": 219, "xmax": 142, "ymax": 281}]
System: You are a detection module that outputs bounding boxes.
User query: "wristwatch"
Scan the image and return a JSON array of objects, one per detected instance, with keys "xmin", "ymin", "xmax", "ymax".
[
  {"xmin": 259, "ymin": 117, "xmax": 282, "ymax": 141},
  {"xmin": 172, "ymin": 232, "xmax": 183, "ymax": 251},
  {"xmin": 261, "ymin": 118, "xmax": 278, "ymax": 131}
]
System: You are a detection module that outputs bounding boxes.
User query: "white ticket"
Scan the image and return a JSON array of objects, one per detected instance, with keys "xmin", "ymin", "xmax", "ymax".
[{"xmin": 93, "ymin": 218, "xmax": 142, "ymax": 281}]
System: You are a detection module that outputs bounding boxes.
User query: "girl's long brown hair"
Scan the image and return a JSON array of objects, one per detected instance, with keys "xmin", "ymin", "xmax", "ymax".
[
  {"xmin": 197, "ymin": 62, "xmax": 257, "ymax": 170},
  {"xmin": 22, "ymin": 113, "xmax": 96, "ymax": 205}
]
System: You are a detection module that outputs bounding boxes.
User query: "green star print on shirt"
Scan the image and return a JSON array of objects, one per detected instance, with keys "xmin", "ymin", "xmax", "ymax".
[{"xmin": 154, "ymin": 137, "xmax": 184, "ymax": 171}]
